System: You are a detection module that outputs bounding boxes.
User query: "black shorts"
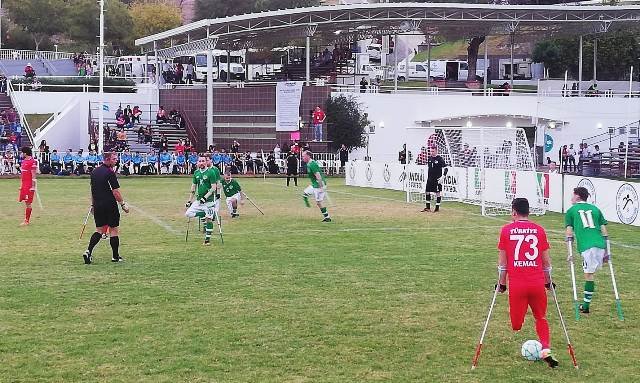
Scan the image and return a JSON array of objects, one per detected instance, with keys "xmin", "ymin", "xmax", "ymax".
[
  {"xmin": 425, "ymin": 179, "xmax": 442, "ymax": 193},
  {"xmin": 94, "ymin": 203, "xmax": 120, "ymax": 228}
]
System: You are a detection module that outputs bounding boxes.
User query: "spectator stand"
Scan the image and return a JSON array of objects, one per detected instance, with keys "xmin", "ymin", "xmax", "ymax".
[{"xmin": 573, "ymin": 122, "xmax": 640, "ymax": 178}]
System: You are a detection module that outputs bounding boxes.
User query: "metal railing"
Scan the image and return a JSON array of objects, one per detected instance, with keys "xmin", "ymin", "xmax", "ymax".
[
  {"xmin": 6, "ymin": 80, "xmax": 34, "ymax": 147},
  {"xmin": 0, "ymin": 48, "xmax": 116, "ymax": 62}
]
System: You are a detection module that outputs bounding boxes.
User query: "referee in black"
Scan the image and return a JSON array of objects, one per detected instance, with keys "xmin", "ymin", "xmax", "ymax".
[
  {"xmin": 82, "ymin": 152, "xmax": 130, "ymax": 264},
  {"xmin": 422, "ymin": 146, "xmax": 448, "ymax": 213},
  {"xmin": 286, "ymin": 151, "xmax": 298, "ymax": 187}
]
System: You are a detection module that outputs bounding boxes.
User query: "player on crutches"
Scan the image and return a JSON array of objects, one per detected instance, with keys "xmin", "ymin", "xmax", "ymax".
[{"xmin": 565, "ymin": 187, "xmax": 622, "ymax": 318}]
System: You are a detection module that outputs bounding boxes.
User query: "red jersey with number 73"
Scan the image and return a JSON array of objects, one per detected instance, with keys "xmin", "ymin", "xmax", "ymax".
[{"xmin": 498, "ymin": 220, "xmax": 550, "ymax": 286}]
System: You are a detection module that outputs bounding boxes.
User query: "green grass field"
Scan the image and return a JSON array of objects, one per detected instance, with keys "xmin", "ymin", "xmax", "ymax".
[{"xmin": 1, "ymin": 176, "xmax": 638, "ymax": 382}]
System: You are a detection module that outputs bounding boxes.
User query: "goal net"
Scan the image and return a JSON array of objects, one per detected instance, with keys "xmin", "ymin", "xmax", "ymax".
[{"xmin": 404, "ymin": 127, "xmax": 545, "ymax": 216}]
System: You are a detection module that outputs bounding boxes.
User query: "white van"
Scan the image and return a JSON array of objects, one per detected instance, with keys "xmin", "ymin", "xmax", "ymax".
[
  {"xmin": 116, "ymin": 56, "xmax": 159, "ymax": 80},
  {"xmin": 395, "ymin": 60, "xmax": 484, "ymax": 82},
  {"xmin": 174, "ymin": 50, "xmax": 246, "ymax": 82}
]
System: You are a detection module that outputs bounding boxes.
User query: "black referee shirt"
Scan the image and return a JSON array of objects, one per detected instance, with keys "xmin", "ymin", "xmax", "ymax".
[{"xmin": 91, "ymin": 164, "xmax": 120, "ymax": 207}]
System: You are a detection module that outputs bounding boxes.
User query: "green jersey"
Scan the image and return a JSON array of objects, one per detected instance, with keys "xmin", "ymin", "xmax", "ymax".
[
  {"xmin": 565, "ymin": 202, "xmax": 607, "ymax": 252},
  {"xmin": 307, "ymin": 160, "xmax": 326, "ymax": 188},
  {"xmin": 222, "ymin": 178, "xmax": 242, "ymax": 197},
  {"xmin": 193, "ymin": 167, "xmax": 220, "ymax": 202}
]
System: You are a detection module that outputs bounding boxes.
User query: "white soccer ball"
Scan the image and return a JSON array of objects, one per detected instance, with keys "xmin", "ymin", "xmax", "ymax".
[{"xmin": 521, "ymin": 340, "xmax": 542, "ymax": 361}]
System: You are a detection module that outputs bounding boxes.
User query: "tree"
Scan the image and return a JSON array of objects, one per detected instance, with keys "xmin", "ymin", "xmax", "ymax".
[
  {"xmin": 194, "ymin": 0, "xmax": 319, "ymax": 21},
  {"xmin": 67, "ymin": 0, "xmax": 133, "ymax": 53},
  {"xmin": 130, "ymin": 2, "xmax": 182, "ymax": 41},
  {"xmin": 5, "ymin": 0, "xmax": 67, "ymax": 51},
  {"xmin": 466, "ymin": 36, "xmax": 485, "ymax": 82},
  {"xmin": 325, "ymin": 95, "xmax": 369, "ymax": 151}
]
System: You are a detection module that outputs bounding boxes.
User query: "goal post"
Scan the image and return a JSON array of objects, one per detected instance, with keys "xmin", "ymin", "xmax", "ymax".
[{"xmin": 404, "ymin": 127, "xmax": 545, "ymax": 216}]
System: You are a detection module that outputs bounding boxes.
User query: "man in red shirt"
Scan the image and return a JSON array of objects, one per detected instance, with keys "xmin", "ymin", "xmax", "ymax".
[
  {"xmin": 497, "ymin": 197, "xmax": 559, "ymax": 368},
  {"xmin": 18, "ymin": 146, "xmax": 37, "ymax": 226},
  {"xmin": 311, "ymin": 106, "xmax": 326, "ymax": 142}
]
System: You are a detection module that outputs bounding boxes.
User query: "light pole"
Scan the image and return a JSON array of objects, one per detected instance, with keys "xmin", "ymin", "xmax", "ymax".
[
  {"xmin": 54, "ymin": 44, "xmax": 58, "ymax": 59},
  {"xmin": 97, "ymin": 0, "xmax": 105, "ymax": 154}
]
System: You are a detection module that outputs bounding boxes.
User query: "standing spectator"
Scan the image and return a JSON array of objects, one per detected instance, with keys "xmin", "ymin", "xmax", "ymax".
[
  {"xmin": 312, "ymin": 106, "xmax": 326, "ymax": 142},
  {"xmin": 359, "ymin": 77, "xmax": 368, "ymax": 93},
  {"xmin": 88, "ymin": 139, "xmax": 98, "ymax": 153},
  {"xmin": 137, "ymin": 125, "xmax": 145, "ymax": 143},
  {"xmin": 273, "ymin": 143, "xmax": 281, "ymax": 159},
  {"xmin": 568, "ymin": 144, "xmax": 577, "ymax": 172},
  {"xmin": 185, "ymin": 62, "xmax": 194, "ymax": 84},
  {"xmin": 143, "ymin": 125, "xmax": 153, "ymax": 144},
  {"xmin": 339, "ymin": 144, "xmax": 349, "ymax": 172},
  {"xmin": 286, "ymin": 151, "xmax": 298, "ymax": 186},
  {"xmin": 115, "ymin": 105, "xmax": 123, "ymax": 119},
  {"xmin": 561, "ymin": 145, "xmax": 569, "ymax": 172}
]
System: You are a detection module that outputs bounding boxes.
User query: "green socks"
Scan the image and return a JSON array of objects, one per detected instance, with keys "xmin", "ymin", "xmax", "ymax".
[
  {"xmin": 302, "ymin": 194, "xmax": 310, "ymax": 208},
  {"xmin": 320, "ymin": 207, "xmax": 329, "ymax": 219},
  {"xmin": 195, "ymin": 212, "xmax": 206, "ymax": 218},
  {"xmin": 583, "ymin": 280, "xmax": 595, "ymax": 309},
  {"xmin": 205, "ymin": 221, "xmax": 213, "ymax": 240}
]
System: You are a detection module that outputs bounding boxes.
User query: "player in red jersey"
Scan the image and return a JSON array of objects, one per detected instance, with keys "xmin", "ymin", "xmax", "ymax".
[
  {"xmin": 18, "ymin": 146, "xmax": 37, "ymax": 226},
  {"xmin": 497, "ymin": 198, "xmax": 559, "ymax": 368}
]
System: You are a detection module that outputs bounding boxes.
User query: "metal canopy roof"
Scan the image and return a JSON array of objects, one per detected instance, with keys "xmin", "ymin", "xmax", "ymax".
[{"xmin": 135, "ymin": 3, "xmax": 640, "ymax": 55}]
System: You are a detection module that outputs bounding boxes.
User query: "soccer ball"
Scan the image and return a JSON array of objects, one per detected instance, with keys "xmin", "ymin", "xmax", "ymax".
[{"xmin": 521, "ymin": 340, "xmax": 542, "ymax": 361}]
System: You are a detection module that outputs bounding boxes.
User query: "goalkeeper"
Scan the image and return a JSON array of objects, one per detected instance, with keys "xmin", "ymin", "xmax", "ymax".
[
  {"xmin": 185, "ymin": 155, "xmax": 221, "ymax": 245},
  {"xmin": 222, "ymin": 170, "xmax": 243, "ymax": 218},
  {"xmin": 421, "ymin": 146, "xmax": 448, "ymax": 213}
]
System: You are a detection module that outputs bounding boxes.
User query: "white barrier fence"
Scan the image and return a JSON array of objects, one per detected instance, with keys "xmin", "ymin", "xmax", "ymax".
[{"xmin": 345, "ymin": 160, "xmax": 640, "ymax": 226}]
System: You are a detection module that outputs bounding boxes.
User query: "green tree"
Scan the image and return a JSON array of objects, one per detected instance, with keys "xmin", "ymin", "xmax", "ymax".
[
  {"xmin": 67, "ymin": 0, "xmax": 133, "ymax": 54},
  {"xmin": 325, "ymin": 95, "xmax": 369, "ymax": 151},
  {"xmin": 5, "ymin": 0, "xmax": 68, "ymax": 51},
  {"xmin": 194, "ymin": 0, "xmax": 318, "ymax": 21},
  {"xmin": 130, "ymin": 2, "xmax": 182, "ymax": 40}
]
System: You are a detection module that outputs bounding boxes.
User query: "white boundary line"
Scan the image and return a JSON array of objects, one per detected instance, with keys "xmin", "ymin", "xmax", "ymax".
[{"xmin": 128, "ymin": 202, "xmax": 182, "ymax": 236}]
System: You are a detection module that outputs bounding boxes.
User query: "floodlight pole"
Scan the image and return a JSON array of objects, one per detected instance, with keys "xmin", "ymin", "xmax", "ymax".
[
  {"xmin": 578, "ymin": 35, "xmax": 583, "ymax": 96},
  {"xmin": 98, "ymin": 0, "xmax": 105, "ymax": 154},
  {"xmin": 509, "ymin": 32, "xmax": 514, "ymax": 90},
  {"xmin": 394, "ymin": 34, "xmax": 398, "ymax": 92},
  {"xmin": 483, "ymin": 38, "xmax": 488, "ymax": 95},
  {"xmin": 207, "ymin": 48, "xmax": 214, "ymax": 149},
  {"xmin": 593, "ymin": 38, "xmax": 597, "ymax": 82},
  {"xmin": 426, "ymin": 34, "xmax": 431, "ymax": 88},
  {"xmin": 305, "ymin": 35, "xmax": 311, "ymax": 86}
]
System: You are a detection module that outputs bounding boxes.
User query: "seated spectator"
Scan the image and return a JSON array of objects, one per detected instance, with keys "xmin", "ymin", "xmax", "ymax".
[
  {"xmin": 50, "ymin": 149, "xmax": 62, "ymax": 174},
  {"xmin": 120, "ymin": 150, "xmax": 132, "ymax": 175},
  {"xmin": 116, "ymin": 115, "xmax": 126, "ymax": 129},
  {"xmin": 159, "ymin": 150, "xmax": 172, "ymax": 174},
  {"xmin": 137, "ymin": 126, "xmax": 145, "ymax": 143},
  {"xmin": 74, "ymin": 149, "xmax": 86, "ymax": 175},
  {"xmin": 144, "ymin": 125, "xmax": 153, "ymax": 144},
  {"xmin": 124, "ymin": 105, "xmax": 133, "ymax": 118},
  {"xmin": 188, "ymin": 151, "xmax": 198, "ymax": 174},
  {"xmin": 146, "ymin": 150, "xmax": 158, "ymax": 175},
  {"xmin": 116, "ymin": 128, "xmax": 127, "ymax": 148},
  {"xmin": 86, "ymin": 150, "xmax": 98, "ymax": 173},
  {"xmin": 175, "ymin": 152, "xmax": 186, "ymax": 174},
  {"xmin": 231, "ymin": 140, "xmax": 240, "ymax": 153},
  {"xmin": 31, "ymin": 77, "xmax": 42, "ymax": 91},
  {"xmin": 159, "ymin": 133, "xmax": 169, "ymax": 152},
  {"xmin": 132, "ymin": 105, "xmax": 142, "ymax": 123},
  {"xmin": 132, "ymin": 151, "xmax": 142, "ymax": 174},
  {"xmin": 618, "ymin": 141, "xmax": 626, "ymax": 153},
  {"xmin": 63, "ymin": 149, "xmax": 75, "ymax": 172},
  {"xmin": 24, "ymin": 63, "xmax": 36, "ymax": 78},
  {"xmin": 88, "ymin": 139, "xmax": 98, "ymax": 153},
  {"xmin": 156, "ymin": 106, "xmax": 168, "ymax": 123},
  {"xmin": 212, "ymin": 150, "xmax": 222, "ymax": 169}
]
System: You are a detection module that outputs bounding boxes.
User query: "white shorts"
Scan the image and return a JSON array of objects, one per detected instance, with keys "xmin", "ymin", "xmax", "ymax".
[
  {"xmin": 304, "ymin": 185, "xmax": 325, "ymax": 202},
  {"xmin": 581, "ymin": 247, "xmax": 606, "ymax": 273},
  {"xmin": 185, "ymin": 199, "xmax": 220, "ymax": 219},
  {"xmin": 226, "ymin": 192, "xmax": 242, "ymax": 214}
]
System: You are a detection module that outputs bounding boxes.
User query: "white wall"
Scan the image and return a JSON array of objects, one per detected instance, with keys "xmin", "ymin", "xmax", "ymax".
[
  {"xmin": 14, "ymin": 89, "xmax": 159, "ymax": 150},
  {"xmin": 334, "ymin": 92, "xmax": 640, "ymax": 163}
]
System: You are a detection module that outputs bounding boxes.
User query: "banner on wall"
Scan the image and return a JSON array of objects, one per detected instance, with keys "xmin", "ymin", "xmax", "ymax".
[
  {"xmin": 275, "ymin": 81, "xmax": 303, "ymax": 131},
  {"xmin": 346, "ymin": 160, "xmax": 406, "ymax": 191}
]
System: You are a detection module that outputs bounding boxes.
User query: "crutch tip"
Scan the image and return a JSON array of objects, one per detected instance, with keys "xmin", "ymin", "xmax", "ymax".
[{"xmin": 471, "ymin": 365, "xmax": 476, "ymax": 370}]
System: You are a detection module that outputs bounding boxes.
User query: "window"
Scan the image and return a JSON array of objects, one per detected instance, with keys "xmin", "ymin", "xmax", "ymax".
[
  {"xmin": 416, "ymin": 65, "xmax": 425, "ymax": 72},
  {"xmin": 460, "ymin": 62, "xmax": 469, "ymax": 70}
]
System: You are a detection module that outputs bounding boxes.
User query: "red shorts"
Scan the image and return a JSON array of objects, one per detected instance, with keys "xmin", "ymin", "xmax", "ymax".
[
  {"xmin": 508, "ymin": 283, "xmax": 548, "ymax": 330},
  {"xmin": 19, "ymin": 188, "xmax": 35, "ymax": 204}
]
